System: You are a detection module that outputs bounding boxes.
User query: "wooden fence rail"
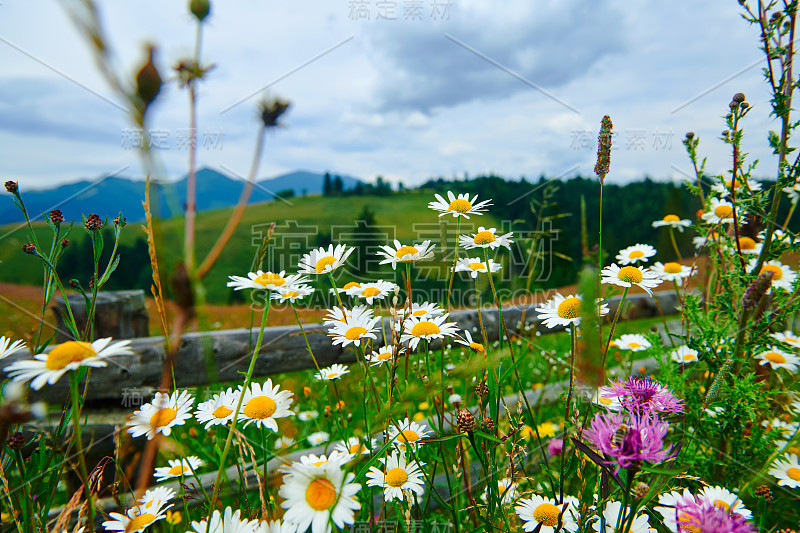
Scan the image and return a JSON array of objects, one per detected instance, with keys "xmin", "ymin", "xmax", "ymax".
[{"xmin": 4, "ymin": 290, "xmax": 683, "ymax": 405}]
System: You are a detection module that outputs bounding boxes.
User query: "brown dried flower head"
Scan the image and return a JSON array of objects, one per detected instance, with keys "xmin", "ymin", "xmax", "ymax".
[
  {"xmin": 49, "ymin": 209, "xmax": 64, "ymax": 226},
  {"xmin": 84, "ymin": 214, "xmax": 104, "ymax": 231}
]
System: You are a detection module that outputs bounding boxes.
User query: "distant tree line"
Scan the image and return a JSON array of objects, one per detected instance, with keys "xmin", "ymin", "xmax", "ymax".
[{"xmin": 322, "ymin": 172, "xmax": 392, "ymax": 197}]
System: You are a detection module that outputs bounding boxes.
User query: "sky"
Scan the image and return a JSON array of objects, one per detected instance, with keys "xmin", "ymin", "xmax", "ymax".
[{"xmin": 0, "ymin": 0, "xmax": 783, "ymax": 190}]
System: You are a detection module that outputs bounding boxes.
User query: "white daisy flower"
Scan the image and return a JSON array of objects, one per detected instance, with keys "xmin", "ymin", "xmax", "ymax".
[
  {"xmin": 616, "ymin": 244, "xmax": 657, "ymax": 265},
  {"xmin": 298, "ymin": 244, "xmax": 354, "ymax": 275},
  {"xmin": 772, "ymin": 330, "xmax": 800, "ymax": 347},
  {"xmin": 515, "ymin": 494, "xmax": 579, "ymax": 533},
  {"xmin": 654, "ymin": 488, "xmax": 696, "ymax": 532},
  {"xmin": 769, "ymin": 453, "xmax": 800, "ymax": 487},
  {"xmin": 755, "ymin": 347, "xmax": 799, "ymax": 372},
  {"xmin": 188, "ymin": 507, "xmax": 259, "ymax": 533},
  {"xmin": 387, "ymin": 418, "xmax": 432, "ymax": 451},
  {"xmin": 275, "ymin": 436, "xmax": 295, "ymax": 450},
  {"xmin": 315, "ymin": 363, "xmax": 350, "ymax": 381},
  {"xmin": 272, "ymin": 284, "xmax": 315, "ymax": 303},
  {"xmin": 327, "ymin": 312, "xmax": 380, "ymax": 347},
  {"xmin": 590, "ymin": 387, "xmax": 622, "ymax": 411},
  {"xmin": 345, "ymin": 280, "xmax": 397, "ymax": 304},
  {"xmin": 459, "ymin": 226, "xmax": 514, "ymax": 250},
  {"xmin": 323, "ymin": 305, "xmax": 372, "ymax": 326},
  {"xmin": 153, "ymin": 456, "xmax": 203, "ymax": 481},
  {"xmin": 693, "ymin": 231, "xmax": 722, "ymax": 249},
  {"xmin": 102, "ymin": 487, "xmax": 175, "ymax": 532},
  {"xmin": 239, "ymin": 380, "xmax": 295, "ymax": 431},
  {"xmin": 284, "ymin": 452, "xmax": 350, "ymax": 472},
  {"xmin": 652, "ymin": 214, "xmax": 692, "ymax": 232},
  {"xmin": 366, "ymin": 451, "xmax": 426, "ymax": 502},
  {"xmin": 592, "ymin": 500, "xmax": 654, "ymax": 533},
  {"xmin": 4, "ymin": 338, "xmax": 132, "ymax": 390},
  {"xmin": 448, "ymin": 393, "xmax": 462, "ymax": 405},
  {"xmin": 401, "ymin": 314, "xmax": 459, "ymax": 350},
  {"xmin": 481, "ymin": 478, "xmax": 519, "ymax": 505},
  {"xmin": 454, "ymin": 330, "xmax": 486, "ymax": 353},
  {"xmin": 711, "ymin": 177, "xmax": 762, "ymax": 197},
  {"xmin": 227, "ymin": 270, "xmax": 309, "ymax": 292},
  {"xmin": 298, "ymin": 410, "xmax": 319, "ymax": 421},
  {"xmin": 701, "ymin": 198, "xmax": 740, "ymax": 225},
  {"xmin": 650, "ymin": 262, "xmax": 693, "ymax": 284},
  {"xmin": 194, "ymin": 388, "xmax": 240, "ymax": 429},
  {"xmin": 279, "ymin": 459, "xmax": 361, "ymax": 533},
  {"xmin": 366, "ymin": 345, "xmax": 402, "ymax": 366},
  {"xmin": 600, "ymin": 264, "xmax": 663, "ymax": 296},
  {"xmin": 396, "ymin": 302, "xmax": 444, "ymax": 319},
  {"xmin": 376, "ymin": 239, "xmax": 436, "ymax": 269},
  {"xmin": 535, "ymin": 293, "xmax": 609, "ymax": 329},
  {"xmin": 126, "ymin": 390, "xmax": 194, "ymax": 440},
  {"xmin": 255, "ymin": 519, "xmax": 298, "ymax": 533},
  {"xmin": 670, "ymin": 346, "xmax": 699, "ymax": 364},
  {"xmin": 428, "ymin": 191, "xmax": 492, "ymax": 219},
  {"xmin": 704, "ymin": 406, "xmax": 725, "ymax": 418},
  {"xmin": 697, "ymin": 485, "xmax": 752, "ymax": 519},
  {"xmin": 748, "ymin": 259, "xmax": 797, "ymax": 292},
  {"xmin": 723, "ymin": 236, "xmax": 762, "ymax": 255},
  {"xmin": 307, "ymin": 432, "xmax": 330, "ymax": 446},
  {"xmin": 613, "ymin": 333, "xmax": 651, "ymax": 351},
  {"xmin": 454, "ymin": 257, "xmax": 502, "ymax": 278},
  {"xmin": 334, "ymin": 437, "xmax": 372, "ymax": 458},
  {"xmin": 0, "ymin": 336, "xmax": 26, "ymax": 360}
]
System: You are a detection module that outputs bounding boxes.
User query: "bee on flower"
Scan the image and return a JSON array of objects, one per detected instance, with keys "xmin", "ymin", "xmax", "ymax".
[{"xmin": 428, "ymin": 191, "xmax": 492, "ymax": 218}]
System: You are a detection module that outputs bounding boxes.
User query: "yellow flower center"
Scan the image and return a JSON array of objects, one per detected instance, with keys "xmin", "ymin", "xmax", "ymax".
[
  {"xmin": 663, "ymin": 214, "xmax": 680, "ymax": 222},
  {"xmin": 399, "ymin": 429, "xmax": 420, "ymax": 444},
  {"xmin": 713, "ymin": 500, "xmax": 731, "ymax": 512},
  {"xmin": 766, "ymin": 351, "xmax": 786, "ymax": 364},
  {"xmin": 599, "ymin": 397, "xmax": 613, "ymax": 405},
  {"xmin": 683, "ymin": 353, "xmax": 696, "ymax": 361},
  {"xmin": 473, "ymin": 231, "xmax": 496, "ymax": 245},
  {"xmin": 788, "ymin": 446, "xmax": 800, "ymax": 456},
  {"xmin": 167, "ymin": 464, "xmax": 188, "ymax": 476},
  {"xmin": 45, "ymin": 341, "xmax": 97, "ymax": 370},
  {"xmin": 345, "ymin": 326, "xmax": 368, "ymax": 340},
  {"xmin": 361, "ymin": 287, "xmax": 381, "ymax": 298},
  {"xmin": 411, "ymin": 321, "xmax": 440, "ymax": 337},
  {"xmin": 664, "ymin": 262, "xmax": 683, "ymax": 274},
  {"xmin": 724, "ymin": 178, "xmax": 742, "ymax": 188},
  {"xmin": 253, "ymin": 272, "xmax": 285, "ymax": 287},
  {"xmin": 327, "ymin": 372, "xmax": 340, "ymax": 379},
  {"xmin": 377, "ymin": 351, "xmax": 392, "ymax": 361},
  {"xmin": 305, "ymin": 478, "xmax": 337, "ymax": 511},
  {"xmin": 469, "ymin": 342, "xmax": 485, "ymax": 353},
  {"xmin": 739, "ymin": 237, "xmax": 757, "ymax": 250},
  {"xmin": 385, "ymin": 467, "xmax": 409, "ymax": 487},
  {"xmin": 533, "ymin": 503, "xmax": 560, "ymax": 527},
  {"xmin": 348, "ymin": 443, "xmax": 365, "ymax": 454},
  {"xmin": 150, "ymin": 408, "xmax": 177, "ymax": 430},
  {"xmin": 213, "ymin": 406, "xmax": 233, "ymax": 419},
  {"xmin": 762, "ymin": 264, "xmax": 784, "ymax": 280},
  {"xmin": 284, "ymin": 290, "xmax": 300, "ymax": 298},
  {"xmin": 125, "ymin": 514, "xmax": 157, "ymax": 532},
  {"xmin": 468, "ymin": 262, "xmax": 485, "ymax": 271},
  {"xmin": 448, "ymin": 198, "xmax": 473, "ymax": 213},
  {"xmin": 412, "ymin": 310, "xmax": 427, "ymax": 316},
  {"xmin": 677, "ymin": 512, "xmax": 701, "ymax": 533},
  {"xmin": 788, "ymin": 467, "xmax": 800, "ymax": 481},
  {"xmin": 714, "ymin": 205, "xmax": 733, "ymax": 218},
  {"xmin": 244, "ymin": 396, "xmax": 277, "ymax": 420},
  {"xmin": 628, "ymin": 250, "xmax": 645, "ymax": 259},
  {"xmin": 617, "ymin": 266, "xmax": 644, "ymax": 283},
  {"xmin": 557, "ymin": 297, "xmax": 581, "ymax": 319},
  {"xmin": 395, "ymin": 246, "xmax": 420, "ymax": 258},
  {"xmin": 315, "ymin": 256, "xmax": 337, "ymax": 273},
  {"xmin": 343, "ymin": 282, "xmax": 361, "ymax": 289},
  {"xmin": 628, "ymin": 342, "xmax": 642, "ymax": 349}
]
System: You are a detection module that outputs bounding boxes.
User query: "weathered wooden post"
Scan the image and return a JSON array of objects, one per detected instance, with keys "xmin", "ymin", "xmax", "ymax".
[{"xmin": 52, "ymin": 290, "xmax": 149, "ymax": 342}]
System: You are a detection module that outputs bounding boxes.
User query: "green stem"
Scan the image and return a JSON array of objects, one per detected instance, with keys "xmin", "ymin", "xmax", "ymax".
[
  {"xmin": 668, "ymin": 227, "xmax": 682, "ymax": 261},
  {"xmin": 70, "ymin": 372, "xmax": 95, "ymax": 532},
  {"xmin": 445, "ymin": 217, "xmax": 462, "ymax": 310},
  {"xmin": 601, "ymin": 287, "xmax": 629, "ymax": 370}
]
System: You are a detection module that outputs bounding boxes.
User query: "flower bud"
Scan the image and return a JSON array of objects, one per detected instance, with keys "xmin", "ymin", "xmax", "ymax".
[
  {"xmin": 189, "ymin": 0, "xmax": 211, "ymax": 21},
  {"xmin": 4, "ymin": 181, "xmax": 18, "ymax": 193},
  {"xmin": 456, "ymin": 410, "xmax": 475, "ymax": 432}
]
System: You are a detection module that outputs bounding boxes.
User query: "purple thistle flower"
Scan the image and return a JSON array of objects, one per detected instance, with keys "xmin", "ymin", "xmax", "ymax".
[
  {"xmin": 582, "ymin": 411, "xmax": 672, "ymax": 471},
  {"xmin": 547, "ymin": 438, "xmax": 563, "ymax": 457},
  {"xmin": 606, "ymin": 375, "xmax": 684, "ymax": 414},
  {"xmin": 674, "ymin": 499, "xmax": 754, "ymax": 533}
]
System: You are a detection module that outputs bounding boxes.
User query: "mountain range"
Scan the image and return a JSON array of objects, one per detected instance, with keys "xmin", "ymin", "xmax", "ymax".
[{"xmin": 0, "ymin": 169, "xmax": 362, "ymax": 224}]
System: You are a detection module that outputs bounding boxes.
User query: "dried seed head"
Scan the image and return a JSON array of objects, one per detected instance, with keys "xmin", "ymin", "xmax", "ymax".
[
  {"xmin": 61, "ymin": 238, "xmax": 70, "ymax": 249},
  {"xmin": 84, "ymin": 214, "xmax": 104, "ymax": 231},
  {"xmin": 482, "ymin": 416, "xmax": 495, "ymax": 432},
  {"xmin": 594, "ymin": 115, "xmax": 613, "ymax": 183},
  {"xmin": 732, "ymin": 92, "xmax": 746, "ymax": 103},
  {"xmin": 456, "ymin": 410, "xmax": 476, "ymax": 432},
  {"xmin": 89, "ymin": 275, "xmax": 95, "ymax": 289},
  {"xmin": 4, "ymin": 181, "xmax": 18, "ymax": 193},
  {"xmin": 475, "ymin": 379, "xmax": 489, "ymax": 398},
  {"xmin": 633, "ymin": 481, "xmax": 650, "ymax": 500},
  {"xmin": 259, "ymin": 97, "xmax": 291, "ymax": 128},
  {"xmin": 685, "ymin": 132, "xmax": 695, "ymax": 139},
  {"xmin": 114, "ymin": 215, "xmax": 126, "ymax": 227},
  {"xmin": 49, "ymin": 209, "xmax": 64, "ymax": 226},
  {"xmin": 136, "ymin": 45, "xmax": 163, "ymax": 111},
  {"xmin": 741, "ymin": 270, "xmax": 774, "ymax": 311},
  {"xmin": 69, "ymin": 280, "xmax": 80, "ymax": 289},
  {"xmin": 22, "ymin": 243, "xmax": 35, "ymax": 255},
  {"xmin": 7, "ymin": 432, "xmax": 25, "ymax": 450}
]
